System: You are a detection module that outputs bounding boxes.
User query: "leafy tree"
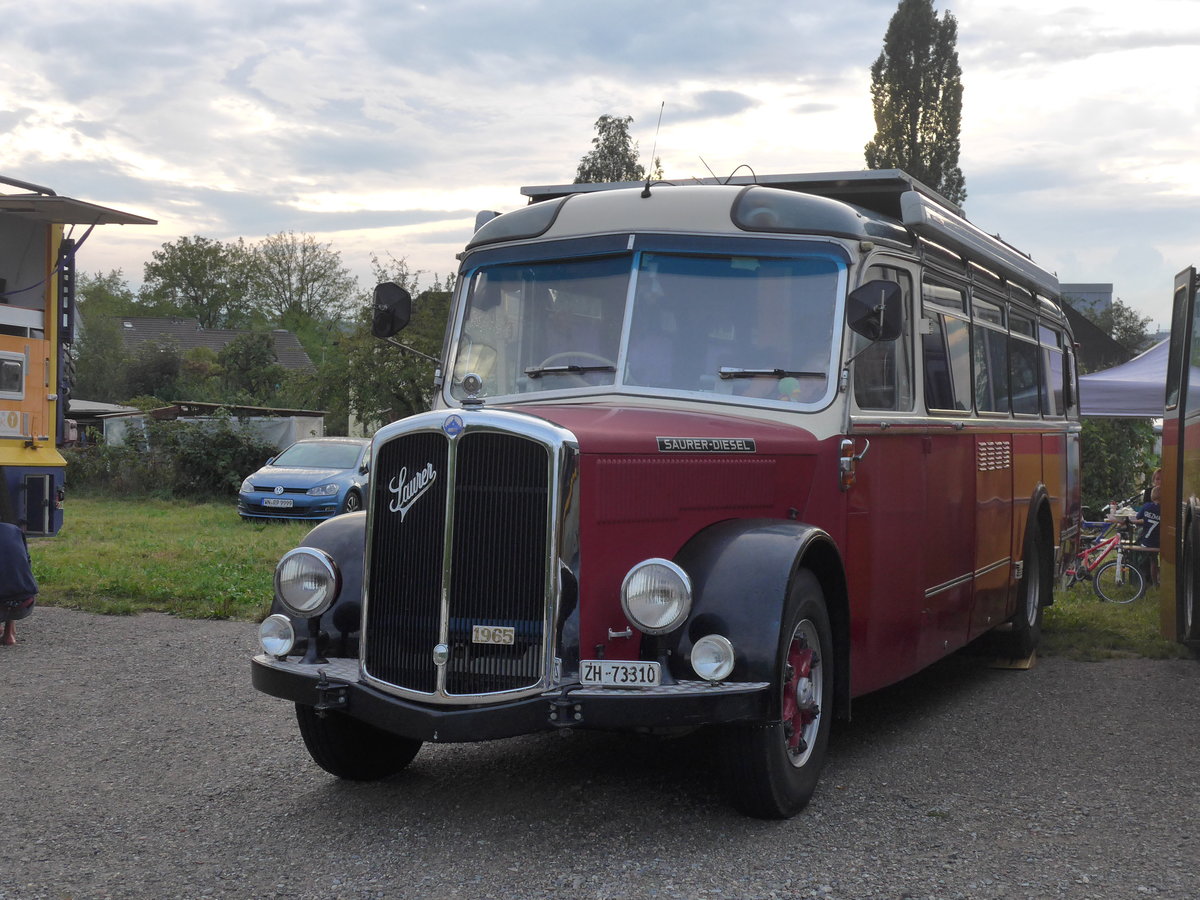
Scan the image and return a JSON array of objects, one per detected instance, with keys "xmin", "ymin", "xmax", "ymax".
[
  {"xmin": 218, "ymin": 332, "xmax": 285, "ymax": 403},
  {"xmin": 250, "ymin": 231, "xmax": 357, "ymax": 330},
  {"xmin": 1090, "ymin": 298, "xmax": 1153, "ymax": 355},
  {"xmin": 140, "ymin": 236, "xmax": 254, "ymax": 329},
  {"xmin": 123, "ymin": 339, "xmax": 183, "ymax": 402},
  {"xmin": 864, "ymin": 0, "xmax": 966, "ymax": 206},
  {"xmin": 574, "ymin": 115, "xmax": 647, "ymax": 184},
  {"xmin": 176, "ymin": 347, "xmax": 223, "ymax": 402},
  {"xmin": 74, "ymin": 270, "xmax": 138, "ymax": 401}
]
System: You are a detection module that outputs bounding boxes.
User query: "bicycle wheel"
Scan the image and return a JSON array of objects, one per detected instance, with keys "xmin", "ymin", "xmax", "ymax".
[{"xmin": 1093, "ymin": 559, "xmax": 1145, "ymax": 604}]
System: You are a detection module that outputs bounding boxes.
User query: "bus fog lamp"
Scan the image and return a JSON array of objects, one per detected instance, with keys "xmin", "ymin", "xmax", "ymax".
[
  {"xmin": 691, "ymin": 634, "xmax": 735, "ymax": 682},
  {"xmin": 621, "ymin": 559, "xmax": 692, "ymax": 635},
  {"xmin": 274, "ymin": 548, "xmax": 340, "ymax": 618},
  {"xmin": 259, "ymin": 614, "xmax": 296, "ymax": 657}
]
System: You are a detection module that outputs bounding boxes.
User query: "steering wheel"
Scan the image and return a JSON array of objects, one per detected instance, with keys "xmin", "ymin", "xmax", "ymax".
[{"xmin": 536, "ymin": 351, "xmax": 617, "ymax": 369}]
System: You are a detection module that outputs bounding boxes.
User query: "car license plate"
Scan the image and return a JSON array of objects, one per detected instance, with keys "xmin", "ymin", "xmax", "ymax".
[
  {"xmin": 262, "ymin": 498, "xmax": 294, "ymax": 508},
  {"xmin": 580, "ymin": 660, "xmax": 660, "ymax": 687}
]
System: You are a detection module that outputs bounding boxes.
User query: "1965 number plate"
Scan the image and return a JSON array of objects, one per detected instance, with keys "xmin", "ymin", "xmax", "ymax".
[{"xmin": 581, "ymin": 660, "xmax": 660, "ymax": 687}]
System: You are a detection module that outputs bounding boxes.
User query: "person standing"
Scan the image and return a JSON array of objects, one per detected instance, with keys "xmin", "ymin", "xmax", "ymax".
[
  {"xmin": 0, "ymin": 520, "xmax": 38, "ymax": 646},
  {"xmin": 1134, "ymin": 486, "xmax": 1162, "ymax": 589}
]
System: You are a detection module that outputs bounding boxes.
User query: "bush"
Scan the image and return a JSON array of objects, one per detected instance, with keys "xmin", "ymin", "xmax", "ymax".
[{"xmin": 65, "ymin": 411, "xmax": 278, "ymax": 499}]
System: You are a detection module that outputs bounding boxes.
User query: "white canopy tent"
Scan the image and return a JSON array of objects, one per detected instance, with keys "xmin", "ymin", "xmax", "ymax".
[{"xmin": 1078, "ymin": 340, "xmax": 1167, "ymax": 418}]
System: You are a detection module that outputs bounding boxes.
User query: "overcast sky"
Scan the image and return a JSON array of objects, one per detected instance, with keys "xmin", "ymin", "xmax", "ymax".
[{"xmin": 3, "ymin": 0, "xmax": 1197, "ymax": 330}]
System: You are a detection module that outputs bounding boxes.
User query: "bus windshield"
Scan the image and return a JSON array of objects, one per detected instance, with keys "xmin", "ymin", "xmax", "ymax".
[{"xmin": 449, "ymin": 249, "xmax": 844, "ymax": 405}]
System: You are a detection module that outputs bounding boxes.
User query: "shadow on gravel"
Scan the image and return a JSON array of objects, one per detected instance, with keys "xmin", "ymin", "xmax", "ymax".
[{"xmin": 281, "ymin": 646, "xmax": 1007, "ymax": 829}]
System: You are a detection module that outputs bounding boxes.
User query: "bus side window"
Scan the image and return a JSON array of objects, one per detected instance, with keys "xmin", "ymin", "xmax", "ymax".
[
  {"xmin": 853, "ymin": 266, "xmax": 913, "ymax": 411},
  {"xmin": 1009, "ymin": 313, "xmax": 1040, "ymax": 416},
  {"xmin": 1039, "ymin": 324, "xmax": 1064, "ymax": 417},
  {"xmin": 921, "ymin": 279, "xmax": 970, "ymax": 413},
  {"xmin": 972, "ymin": 296, "xmax": 1010, "ymax": 414}
]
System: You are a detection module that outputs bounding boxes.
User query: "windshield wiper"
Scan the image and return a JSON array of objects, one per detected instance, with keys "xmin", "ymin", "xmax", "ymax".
[
  {"xmin": 524, "ymin": 364, "xmax": 616, "ymax": 378},
  {"xmin": 718, "ymin": 367, "xmax": 824, "ymax": 380}
]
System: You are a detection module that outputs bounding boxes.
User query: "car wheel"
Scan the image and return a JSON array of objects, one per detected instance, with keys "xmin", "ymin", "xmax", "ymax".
[
  {"xmin": 295, "ymin": 704, "xmax": 421, "ymax": 780},
  {"xmin": 342, "ymin": 490, "xmax": 362, "ymax": 514}
]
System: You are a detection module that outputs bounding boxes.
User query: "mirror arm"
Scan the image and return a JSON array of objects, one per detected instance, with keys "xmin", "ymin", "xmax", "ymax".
[{"xmin": 384, "ymin": 336, "xmax": 441, "ymax": 366}]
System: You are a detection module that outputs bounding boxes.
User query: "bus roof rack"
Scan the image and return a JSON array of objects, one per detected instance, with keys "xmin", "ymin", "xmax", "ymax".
[{"xmin": 521, "ymin": 169, "xmax": 960, "ymax": 219}]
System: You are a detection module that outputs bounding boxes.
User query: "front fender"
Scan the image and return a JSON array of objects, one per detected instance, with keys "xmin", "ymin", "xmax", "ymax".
[
  {"xmin": 668, "ymin": 519, "xmax": 836, "ymax": 686},
  {"xmin": 268, "ymin": 511, "xmax": 367, "ymax": 656}
]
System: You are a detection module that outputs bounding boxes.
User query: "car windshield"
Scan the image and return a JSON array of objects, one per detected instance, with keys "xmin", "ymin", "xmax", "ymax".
[
  {"xmin": 449, "ymin": 249, "xmax": 844, "ymax": 405},
  {"xmin": 273, "ymin": 442, "xmax": 363, "ymax": 469}
]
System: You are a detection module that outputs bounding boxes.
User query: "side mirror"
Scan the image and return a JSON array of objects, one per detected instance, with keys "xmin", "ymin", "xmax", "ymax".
[
  {"xmin": 372, "ymin": 282, "xmax": 413, "ymax": 338},
  {"xmin": 846, "ymin": 280, "xmax": 903, "ymax": 342}
]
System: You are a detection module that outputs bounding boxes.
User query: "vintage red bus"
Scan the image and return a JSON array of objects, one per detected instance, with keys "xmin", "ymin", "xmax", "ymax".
[
  {"xmin": 251, "ymin": 170, "xmax": 1082, "ymax": 817},
  {"xmin": 1159, "ymin": 266, "xmax": 1200, "ymax": 654}
]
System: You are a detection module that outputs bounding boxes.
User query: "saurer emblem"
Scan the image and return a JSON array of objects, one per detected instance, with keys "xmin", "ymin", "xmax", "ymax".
[{"xmin": 388, "ymin": 463, "xmax": 437, "ymax": 521}]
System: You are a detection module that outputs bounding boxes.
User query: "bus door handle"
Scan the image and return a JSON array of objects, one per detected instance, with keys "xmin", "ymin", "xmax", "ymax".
[{"xmin": 839, "ymin": 438, "xmax": 870, "ymax": 491}]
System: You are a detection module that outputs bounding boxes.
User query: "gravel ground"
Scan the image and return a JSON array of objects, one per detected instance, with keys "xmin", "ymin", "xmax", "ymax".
[{"xmin": 3, "ymin": 607, "xmax": 1199, "ymax": 900}]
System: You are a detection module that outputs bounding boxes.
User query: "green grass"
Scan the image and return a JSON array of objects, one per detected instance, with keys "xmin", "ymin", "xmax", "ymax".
[
  {"xmin": 1042, "ymin": 578, "xmax": 1189, "ymax": 661},
  {"xmin": 25, "ymin": 497, "xmax": 1194, "ymax": 659},
  {"xmin": 27, "ymin": 497, "xmax": 310, "ymax": 620}
]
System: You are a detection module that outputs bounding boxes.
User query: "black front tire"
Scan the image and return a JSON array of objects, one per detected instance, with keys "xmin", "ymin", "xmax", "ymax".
[
  {"xmin": 721, "ymin": 569, "xmax": 833, "ymax": 819},
  {"xmin": 341, "ymin": 491, "xmax": 362, "ymax": 515},
  {"xmin": 295, "ymin": 704, "xmax": 421, "ymax": 781}
]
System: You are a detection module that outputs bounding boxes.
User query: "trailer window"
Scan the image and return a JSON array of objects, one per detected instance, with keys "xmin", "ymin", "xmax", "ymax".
[{"xmin": 0, "ymin": 354, "xmax": 22, "ymax": 398}]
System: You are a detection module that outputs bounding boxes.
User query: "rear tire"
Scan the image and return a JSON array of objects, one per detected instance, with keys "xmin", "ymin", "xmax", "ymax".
[
  {"xmin": 998, "ymin": 522, "xmax": 1048, "ymax": 658},
  {"xmin": 295, "ymin": 704, "xmax": 421, "ymax": 781},
  {"xmin": 1093, "ymin": 560, "xmax": 1145, "ymax": 604},
  {"xmin": 1183, "ymin": 517, "xmax": 1200, "ymax": 642},
  {"xmin": 722, "ymin": 570, "xmax": 833, "ymax": 819}
]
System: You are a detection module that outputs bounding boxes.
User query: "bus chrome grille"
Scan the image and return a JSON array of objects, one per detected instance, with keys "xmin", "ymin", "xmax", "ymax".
[{"xmin": 364, "ymin": 428, "xmax": 550, "ymax": 698}]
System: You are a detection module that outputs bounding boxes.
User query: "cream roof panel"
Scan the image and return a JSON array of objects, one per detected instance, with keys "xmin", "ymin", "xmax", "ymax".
[{"xmin": 543, "ymin": 185, "xmax": 745, "ymax": 239}]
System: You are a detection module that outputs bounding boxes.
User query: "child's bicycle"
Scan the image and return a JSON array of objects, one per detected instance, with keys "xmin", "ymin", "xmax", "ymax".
[{"xmin": 1063, "ymin": 518, "xmax": 1146, "ymax": 603}]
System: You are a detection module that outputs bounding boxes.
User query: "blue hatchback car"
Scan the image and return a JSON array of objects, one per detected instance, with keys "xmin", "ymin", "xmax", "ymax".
[{"xmin": 238, "ymin": 437, "xmax": 370, "ymax": 521}]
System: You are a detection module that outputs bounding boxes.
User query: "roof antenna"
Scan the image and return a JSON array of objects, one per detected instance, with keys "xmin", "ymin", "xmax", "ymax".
[
  {"xmin": 641, "ymin": 101, "xmax": 665, "ymax": 198},
  {"xmin": 698, "ymin": 156, "xmax": 719, "ymax": 182}
]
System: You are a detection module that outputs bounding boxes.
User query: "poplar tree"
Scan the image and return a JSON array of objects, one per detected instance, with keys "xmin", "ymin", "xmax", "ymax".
[
  {"xmin": 864, "ymin": 0, "xmax": 966, "ymax": 206},
  {"xmin": 574, "ymin": 115, "xmax": 646, "ymax": 184}
]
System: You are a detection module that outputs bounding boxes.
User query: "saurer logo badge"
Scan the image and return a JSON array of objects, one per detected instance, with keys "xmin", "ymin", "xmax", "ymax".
[{"xmin": 388, "ymin": 463, "xmax": 437, "ymax": 521}]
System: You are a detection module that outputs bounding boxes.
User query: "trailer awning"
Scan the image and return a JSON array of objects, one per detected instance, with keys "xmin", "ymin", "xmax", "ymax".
[{"xmin": 0, "ymin": 194, "xmax": 156, "ymax": 226}]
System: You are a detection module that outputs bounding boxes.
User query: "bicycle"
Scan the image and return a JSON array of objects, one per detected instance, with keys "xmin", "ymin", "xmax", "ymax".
[{"xmin": 1064, "ymin": 519, "xmax": 1146, "ymax": 603}]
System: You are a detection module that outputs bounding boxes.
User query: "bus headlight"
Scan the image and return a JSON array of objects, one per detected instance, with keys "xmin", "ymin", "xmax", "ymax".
[
  {"xmin": 258, "ymin": 614, "xmax": 296, "ymax": 657},
  {"xmin": 620, "ymin": 558, "xmax": 692, "ymax": 635},
  {"xmin": 691, "ymin": 634, "xmax": 735, "ymax": 682},
  {"xmin": 274, "ymin": 547, "xmax": 340, "ymax": 618}
]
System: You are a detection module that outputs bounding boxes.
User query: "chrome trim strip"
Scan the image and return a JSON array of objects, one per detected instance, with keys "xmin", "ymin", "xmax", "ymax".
[
  {"xmin": 924, "ymin": 572, "xmax": 973, "ymax": 598},
  {"xmin": 925, "ymin": 556, "xmax": 1013, "ymax": 598},
  {"xmin": 974, "ymin": 557, "xmax": 1011, "ymax": 579}
]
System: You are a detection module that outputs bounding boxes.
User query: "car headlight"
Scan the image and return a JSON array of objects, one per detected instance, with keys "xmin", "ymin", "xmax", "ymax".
[
  {"xmin": 240, "ymin": 477, "xmax": 253, "ymax": 494},
  {"xmin": 620, "ymin": 558, "xmax": 692, "ymax": 635},
  {"xmin": 691, "ymin": 634, "xmax": 735, "ymax": 682},
  {"xmin": 259, "ymin": 614, "xmax": 296, "ymax": 657},
  {"xmin": 307, "ymin": 483, "xmax": 340, "ymax": 497},
  {"xmin": 274, "ymin": 547, "xmax": 340, "ymax": 618}
]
